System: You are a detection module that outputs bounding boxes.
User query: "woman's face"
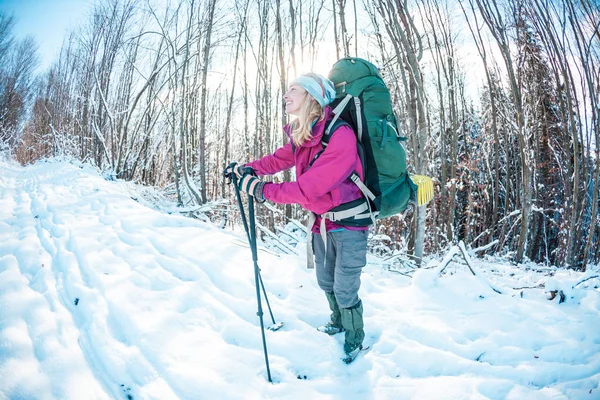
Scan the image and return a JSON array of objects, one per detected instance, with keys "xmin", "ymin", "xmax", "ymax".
[{"xmin": 283, "ymin": 84, "xmax": 307, "ymax": 116}]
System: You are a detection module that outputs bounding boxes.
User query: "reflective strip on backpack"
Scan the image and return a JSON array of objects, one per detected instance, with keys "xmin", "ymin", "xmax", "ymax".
[{"xmin": 354, "ymin": 97, "xmax": 363, "ymax": 142}]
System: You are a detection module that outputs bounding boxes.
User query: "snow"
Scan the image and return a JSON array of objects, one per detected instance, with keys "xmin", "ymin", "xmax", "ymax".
[{"xmin": 1, "ymin": 159, "xmax": 599, "ymax": 400}]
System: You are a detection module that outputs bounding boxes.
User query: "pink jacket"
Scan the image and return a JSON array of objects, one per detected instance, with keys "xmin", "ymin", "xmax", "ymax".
[{"xmin": 246, "ymin": 107, "xmax": 364, "ymax": 229}]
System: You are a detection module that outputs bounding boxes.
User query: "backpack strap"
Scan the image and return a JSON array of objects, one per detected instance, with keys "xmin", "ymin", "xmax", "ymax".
[
  {"xmin": 325, "ymin": 94, "xmax": 353, "ymax": 136},
  {"xmin": 307, "ymin": 119, "xmax": 351, "ymax": 168},
  {"xmin": 291, "ymin": 95, "xmax": 351, "ymax": 157},
  {"xmin": 330, "ymin": 95, "xmax": 377, "ymax": 204},
  {"xmin": 349, "ymin": 172, "xmax": 376, "ymax": 202},
  {"xmin": 326, "ymin": 94, "xmax": 363, "ymax": 142},
  {"xmin": 307, "ymin": 95, "xmax": 379, "ymax": 226},
  {"xmin": 313, "ymin": 116, "xmax": 378, "ymax": 227},
  {"xmin": 322, "ymin": 198, "xmax": 372, "ymax": 227}
]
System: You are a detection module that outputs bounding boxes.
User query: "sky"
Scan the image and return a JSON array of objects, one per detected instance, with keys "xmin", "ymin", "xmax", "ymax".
[
  {"xmin": 0, "ymin": 158, "xmax": 599, "ymax": 399},
  {"xmin": 0, "ymin": 0, "xmax": 93, "ymax": 70}
]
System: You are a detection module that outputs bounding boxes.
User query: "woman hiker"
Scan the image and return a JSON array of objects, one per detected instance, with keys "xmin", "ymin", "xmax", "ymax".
[{"xmin": 224, "ymin": 73, "xmax": 369, "ymax": 362}]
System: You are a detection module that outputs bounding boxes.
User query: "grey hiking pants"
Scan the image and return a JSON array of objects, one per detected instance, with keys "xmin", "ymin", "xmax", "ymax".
[{"xmin": 312, "ymin": 229, "xmax": 368, "ymax": 309}]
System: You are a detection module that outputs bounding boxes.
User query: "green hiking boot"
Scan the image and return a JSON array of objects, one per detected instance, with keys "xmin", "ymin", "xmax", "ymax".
[
  {"xmin": 341, "ymin": 300, "xmax": 365, "ymax": 355},
  {"xmin": 317, "ymin": 292, "xmax": 344, "ymax": 335}
]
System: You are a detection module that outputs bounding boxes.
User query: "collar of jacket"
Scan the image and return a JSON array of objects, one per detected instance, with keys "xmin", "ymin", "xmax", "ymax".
[{"xmin": 283, "ymin": 106, "xmax": 333, "ymax": 148}]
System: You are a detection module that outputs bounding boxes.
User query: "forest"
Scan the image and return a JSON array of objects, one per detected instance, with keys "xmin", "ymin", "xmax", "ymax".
[{"xmin": 0, "ymin": 0, "xmax": 598, "ymax": 270}]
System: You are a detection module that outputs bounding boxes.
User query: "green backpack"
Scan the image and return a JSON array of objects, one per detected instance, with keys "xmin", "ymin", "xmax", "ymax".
[{"xmin": 321, "ymin": 57, "xmax": 418, "ymax": 225}]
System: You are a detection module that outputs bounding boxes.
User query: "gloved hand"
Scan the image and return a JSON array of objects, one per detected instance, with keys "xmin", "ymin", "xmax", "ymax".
[
  {"xmin": 223, "ymin": 162, "xmax": 255, "ymax": 180},
  {"xmin": 237, "ymin": 173, "xmax": 266, "ymax": 202}
]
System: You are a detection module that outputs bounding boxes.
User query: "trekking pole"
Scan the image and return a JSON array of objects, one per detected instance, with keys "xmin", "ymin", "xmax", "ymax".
[
  {"xmin": 248, "ymin": 195, "xmax": 272, "ymax": 383},
  {"xmin": 231, "ymin": 176, "xmax": 282, "ymax": 329},
  {"xmin": 230, "ymin": 175, "xmax": 273, "ymax": 382}
]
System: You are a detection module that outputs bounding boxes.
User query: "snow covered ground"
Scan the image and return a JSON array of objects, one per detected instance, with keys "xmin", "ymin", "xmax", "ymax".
[{"xmin": 0, "ymin": 159, "xmax": 599, "ymax": 400}]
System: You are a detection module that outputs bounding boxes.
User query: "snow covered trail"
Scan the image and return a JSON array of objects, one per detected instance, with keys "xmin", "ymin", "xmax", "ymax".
[
  {"xmin": 0, "ymin": 161, "xmax": 307, "ymax": 399},
  {"xmin": 1, "ymin": 160, "xmax": 599, "ymax": 400}
]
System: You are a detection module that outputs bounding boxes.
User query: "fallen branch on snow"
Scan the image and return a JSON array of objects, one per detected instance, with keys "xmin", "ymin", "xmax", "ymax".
[
  {"xmin": 255, "ymin": 222, "xmax": 298, "ymax": 255},
  {"xmin": 472, "ymin": 240, "xmax": 499, "ymax": 253},
  {"xmin": 513, "ymin": 283, "xmax": 545, "ymax": 290},
  {"xmin": 436, "ymin": 241, "xmax": 503, "ymax": 294},
  {"xmin": 262, "ymin": 202, "xmax": 307, "ymax": 234},
  {"xmin": 572, "ymin": 275, "xmax": 599, "ymax": 288}
]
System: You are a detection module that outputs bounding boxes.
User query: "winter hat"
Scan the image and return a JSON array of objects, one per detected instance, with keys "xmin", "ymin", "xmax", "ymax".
[{"xmin": 291, "ymin": 73, "xmax": 336, "ymax": 107}]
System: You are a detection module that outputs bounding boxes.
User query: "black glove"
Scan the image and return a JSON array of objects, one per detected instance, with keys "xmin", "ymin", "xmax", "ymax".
[
  {"xmin": 223, "ymin": 162, "xmax": 255, "ymax": 181},
  {"xmin": 237, "ymin": 173, "xmax": 266, "ymax": 202}
]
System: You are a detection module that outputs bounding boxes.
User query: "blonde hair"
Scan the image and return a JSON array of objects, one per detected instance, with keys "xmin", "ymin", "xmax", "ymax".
[{"xmin": 290, "ymin": 93, "xmax": 325, "ymax": 147}]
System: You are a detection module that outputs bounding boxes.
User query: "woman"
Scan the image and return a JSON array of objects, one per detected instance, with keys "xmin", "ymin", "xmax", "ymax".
[{"xmin": 225, "ymin": 73, "xmax": 368, "ymax": 362}]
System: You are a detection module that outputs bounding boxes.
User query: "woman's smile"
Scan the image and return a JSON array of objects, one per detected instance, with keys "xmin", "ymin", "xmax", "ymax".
[{"xmin": 283, "ymin": 84, "xmax": 306, "ymax": 115}]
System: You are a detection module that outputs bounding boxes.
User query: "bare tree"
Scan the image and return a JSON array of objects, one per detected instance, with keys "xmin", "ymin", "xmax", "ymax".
[
  {"xmin": 474, "ymin": 0, "xmax": 533, "ymax": 264},
  {"xmin": 0, "ymin": 36, "xmax": 39, "ymax": 148},
  {"xmin": 336, "ymin": 0, "xmax": 351, "ymax": 56},
  {"xmin": 0, "ymin": 12, "xmax": 15, "ymax": 61},
  {"xmin": 459, "ymin": 0, "xmax": 501, "ymax": 247},
  {"xmin": 197, "ymin": 0, "xmax": 218, "ymax": 204}
]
